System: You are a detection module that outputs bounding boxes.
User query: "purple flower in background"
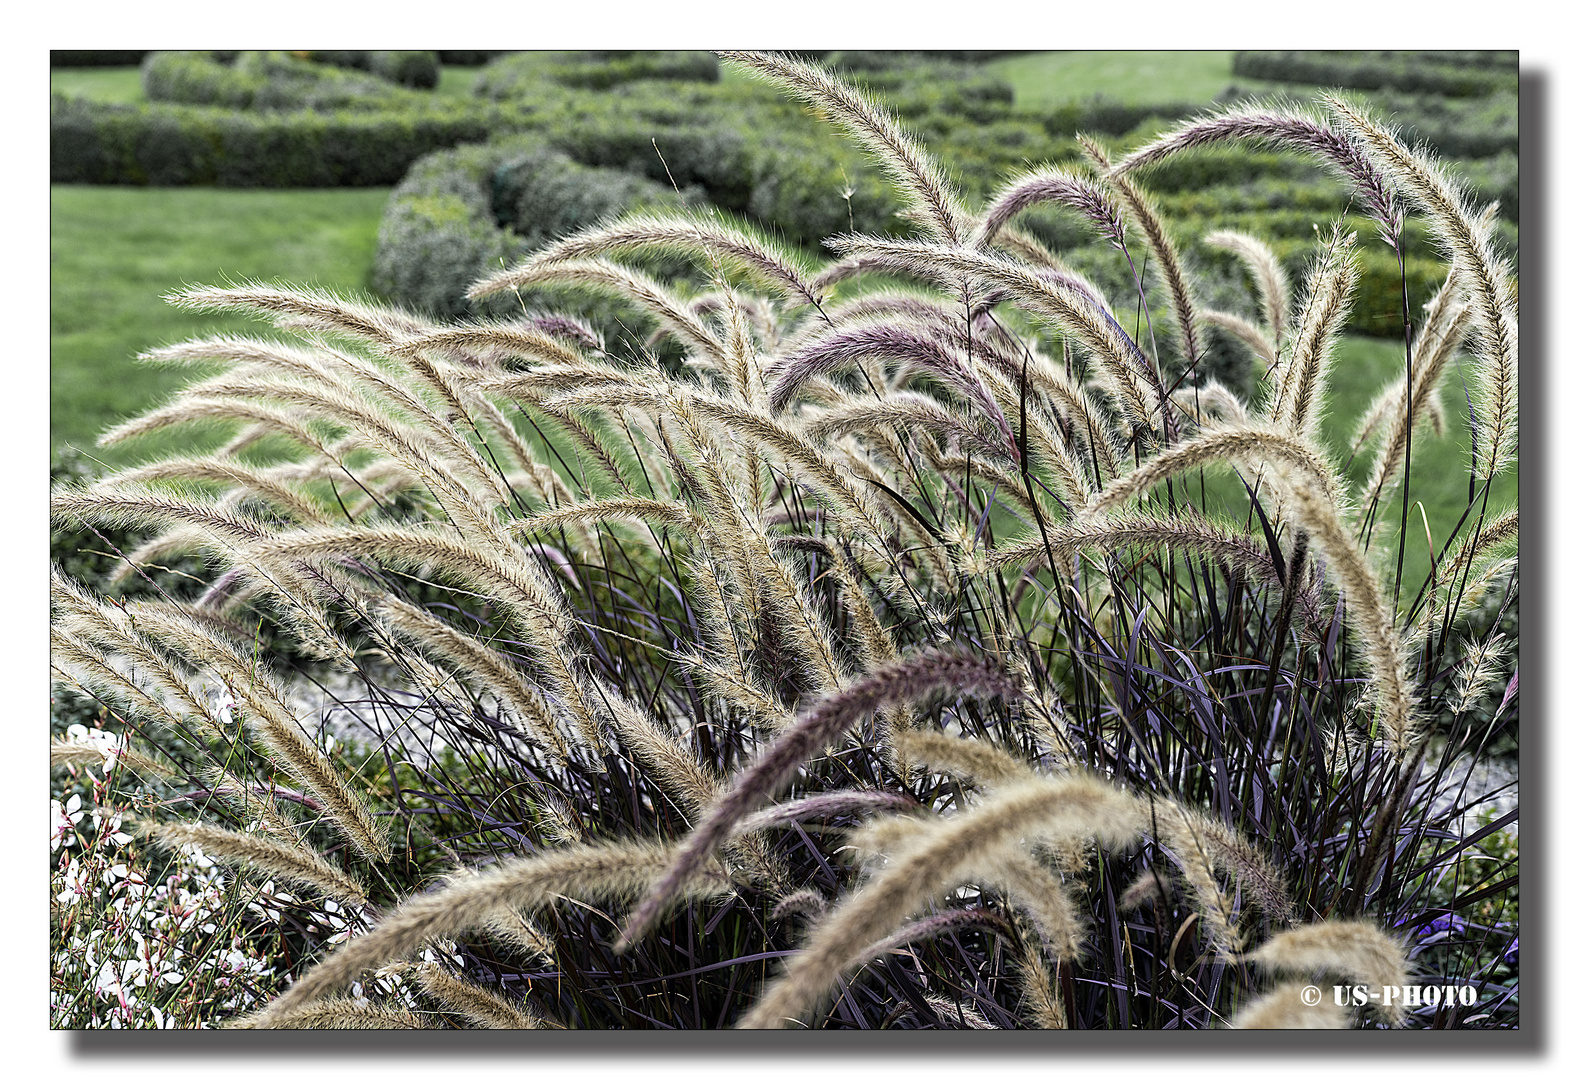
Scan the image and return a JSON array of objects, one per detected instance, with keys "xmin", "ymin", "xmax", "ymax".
[{"xmin": 1502, "ymin": 937, "xmax": 1519, "ymax": 965}]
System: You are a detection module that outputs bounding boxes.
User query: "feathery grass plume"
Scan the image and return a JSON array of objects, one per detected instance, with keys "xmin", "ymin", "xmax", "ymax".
[
  {"xmin": 1013, "ymin": 934, "xmax": 1068, "ymax": 1028},
  {"xmin": 1117, "ymin": 869, "xmax": 1173, "ymax": 913},
  {"xmin": 1359, "ymin": 261, "xmax": 1470, "ymax": 446},
  {"xmin": 1351, "ymin": 284, "xmax": 1466, "ymax": 458},
  {"xmin": 1359, "ymin": 304, "xmax": 1466, "ymax": 506},
  {"xmin": 830, "ymin": 237, "xmax": 1163, "ymax": 438},
  {"xmin": 1228, "ymin": 982, "xmax": 1348, "ymax": 1029},
  {"xmin": 122, "ymin": 600, "xmax": 392, "ymax": 860},
  {"xmin": 510, "ymin": 498, "xmax": 700, "ymax": 548},
  {"xmin": 252, "ymin": 523, "xmax": 608, "ymax": 752},
  {"xmin": 734, "ymin": 790, "xmax": 922, "ymax": 835},
  {"xmin": 615, "ymin": 650, "xmax": 1023, "ymax": 951},
  {"xmin": 1448, "ymin": 632, "xmax": 1511, "ymax": 716},
  {"xmin": 920, "ymin": 996, "xmax": 1000, "ymax": 1030},
  {"xmin": 892, "ymin": 727, "xmax": 1032, "ymax": 786},
  {"xmin": 52, "ymin": 482, "xmax": 272, "ymax": 546},
  {"xmin": 456, "ymin": 386, "xmax": 577, "ymax": 507},
  {"xmin": 806, "ymin": 394, "xmax": 1015, "ymax": 462},
  {"xmin": 1109, "ymin": 100, "xmax": 1404, "ymax": 246},
  {"xmin": 192, "ymin": 371, "xmax": 511, "ymax": 523},
  {"xmin": 49, "ymin": 733, "xmax": 169, "ymax": 778},
  {"xmin": 1324, "ymin": 95, "xmax": 1517, "ymax": 479},
  {"xmin": 412, "ymin": 962, "xmax": 546, "ymax": 1029},
  {"xmin": 1199, "ymin": 308, "xmax": 1278, "ymax": 370},
  {"xmin": 468, "ymin": 258, "xmax": 730, "ymax": 363},
  {"xmin": 529, "ymin": 399, "xmax": 640, "ymax": 499},
  {"xmin": 738, "ymin": 773, "xmax": 1144, "ymax": 1028},
  {"xmin": 1151, "ymin": 800, "xmax": 1243, "ymax": 958},
  {"xmin": 370, "ymin": 595, "xmax": 572, "ymax": 764},
  {"xmin": 1082, "ymin": 424, "xmax": 1342, "ymax": 520},
  {"xmin": 1244, "ymin": 919, "xmax": 1410, "ymax": 1025},
  {"xmin": 987, "ymin": 510, "xmax": 1326, "ymax": 631},
  {"xmin": 135, "ymin": 818, "xmax": 368, "ymax": 908},
  {"xmin": 991, "ymin": 850, "xmax": 1087, "ymax": 961},
  {"xmin": 239, "ymin": 838, "xmax": 732, "ymax": 1027},
  {"xmin": 191, "ymin": 766, "xmax": 309, "ymax": 843},
  {"xmin": 55, "ymin": 487, "xmax": 364, "ymax": 662},
  {"xmin": 433, "ymin": 868, "xmax": 561, "ymax": 965},
  {"xmin": 228, "ymin": 1000, "xmax": 429, "ymax": 1030},
  {"xmin": 1081, "ymin": 134, "xmax": 1200, "ymax": 380},
  {"xmin": 767, "ymin": 322, "xmax": 1018, "ymax": 460},
  {"xmin": 551, "ymin": 382, "xmax": 889, "ymax": 540},
  {"xmin": 973, "ymin": 166, "xmax": 1126, "ymax": 250},
  {"xmin": 721, "ymin": 50, "xmax": 964, "ymax": 247},
  {"xmin": 597, "ymin": 688, "xmax": 719, "ymax": 819},
  {"xmin": 846, "ymin": 907, "xmax": 1010, "ymax": 970},
  {"xmin": 111, "ymin": 457, "xmax": 333, "ymax": 526},
  {"xmin": 517, "ymin": 211, "xmax": 823, "ymax": 312},
  {"xmin": 1280, "ymin": 477, "xmax": 1418, "ymax": 750},
  {"xmin": 484, "ymin": 907, "xmax": 557, "ymax": 963},
  {"xmin": 388, "ymin": 321, "xmax": 586, "ymax": 369},
  {"xmin": 1417, "ymin": 508, "xmax": 1518, "ymax": 638},
  {"xmin": 168, "ymin": 281, "xmax": 431, "ymax": 349},
  {"xmin": 1274, "ymin": 224, "xmax": 1358, "ymax": 438},
  {"xmin": 50, "ymin": 629, "xmax": 192, "ymax": 735},
  {"xmin": 1188, "ymin": 817, "xmax": 1298, "ymax": 926},
  {"xmin": 51, "ymin": 568, "xmax": 229, "ymax": 735},
  {"xmin": 1206, "ymin": 230, "xmax": 1292, "ymax": 342}
]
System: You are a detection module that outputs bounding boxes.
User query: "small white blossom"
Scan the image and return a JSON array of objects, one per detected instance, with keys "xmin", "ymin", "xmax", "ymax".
[{"xmin": 52, "ymin": 794, "xmax": 84, "ymax": 851}]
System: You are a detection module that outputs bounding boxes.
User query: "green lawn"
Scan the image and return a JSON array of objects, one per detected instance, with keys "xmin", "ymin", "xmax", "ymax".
[
  {"xmin": 51, "ymin": 186, "xmax": 391, "ymax": 463},
  {"xmin": 988, "ymin": 50, "xmax": 1278, "ymax": 108},
  {"xmin": 49, "ymin": 66, "xmax": 144, "ymax": 103}
]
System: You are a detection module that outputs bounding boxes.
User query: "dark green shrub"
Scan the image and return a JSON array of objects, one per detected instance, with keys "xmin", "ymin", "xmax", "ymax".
[
  {"xmin": 1233, "ymin": 50, "xmax": 1517, "ymax": 97},
  {"xmin": 1032, "ymin": 97, "xmax": 1206, "ymax": 139},
  {"xmin": 142, "ymin": 51, "xmax": 415, "ymax": 111},
  {"xmin": 548, "ymin": 51, "xmax": 720, "ymax": 88},
  {"xmin": 309, "ymin": 50, "xmax": 441, "ymax": 89},
  {"xmin": 437, "ymin": 50, "xmax": 513, "ymax": 66},
  {"xmin": 51, "ymin": 96, "xmax": 513, "ymax": 186},
  {"xmin": 373, "ymin": 137, "xmax": 699, "ymax": 357}
]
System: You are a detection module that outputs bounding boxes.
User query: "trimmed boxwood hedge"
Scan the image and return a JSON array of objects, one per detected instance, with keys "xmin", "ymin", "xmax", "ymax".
[
  {"xmin": 1233, "ymin": 50, "xmax": 1517, "ymax": 98},
  {"xmin": 50, "ymin": 94, "xmax": 505, "ymax": 186},
  {"xmin": 141, "ymin": 51, "xmax": 421, "ymax": 111},
  {"xmin": 372, "ymin": 137, "xmax": 703, "ymax": 358},
  {"xmin": 306, "ymin": 51, "xmax": 441, "ymax": 89}
]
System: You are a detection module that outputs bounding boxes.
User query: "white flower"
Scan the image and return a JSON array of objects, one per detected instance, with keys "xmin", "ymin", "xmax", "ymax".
[
  {"xmin": 52, "ymin": 794, "xmax": 84, "ymax": 851},
  {"xmin": 66, "ymin": 724, "xmax": 124, "ymax": 771},
  {"xmin": 92, "ymin": 807, "xmax": 135, "ymax": 847},
  {"xmin": 212, "ymin": 685, "xmax": 237, "ymax": 725}
]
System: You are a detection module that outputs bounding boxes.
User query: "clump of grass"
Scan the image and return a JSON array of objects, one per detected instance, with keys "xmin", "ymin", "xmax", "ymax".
[{"xmin": 52, "ymin": 53, "xmax": 1517, "ymax": 1029}]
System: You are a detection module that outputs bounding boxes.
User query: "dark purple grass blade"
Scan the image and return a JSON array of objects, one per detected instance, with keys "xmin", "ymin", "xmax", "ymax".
[{"xmin": 613, "ymin": 649, "xmax": 1023, "ymax": 951}]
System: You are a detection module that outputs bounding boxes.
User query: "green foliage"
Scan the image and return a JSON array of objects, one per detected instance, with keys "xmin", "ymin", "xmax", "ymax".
[
  {"xmin": 141, "ymin": 51, "xmax": 415, "ymax": 111},
  {"xmin": 372, "ymin": 137, "xmax": 695, "ymax": 356},
  {"xmin": 541, "ymin": 50, "xmax": 720, "ymax": 89},
  {"xmin": 307, "ymin": 50, "xmax": 442, "ymax": 89},
  {"xmin": 1233, "ymin": 50, "xmax": 1518, "ymax": 98},
  {"xmin": 50, "ymin": 94, "xmax": 502, "ymax": 186}
]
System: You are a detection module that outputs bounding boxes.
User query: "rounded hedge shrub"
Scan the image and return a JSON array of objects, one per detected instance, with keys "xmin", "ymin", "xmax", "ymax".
[
  {"xmin": 309, "ymin": 50, "xmax": 441, "ymax": 90},
  {"xmin": 141, "ymin": 51, "xmax": 415, "ymax": 111},
  {"xmin": 373, "ymin": 138, "xmax": 700, "ymax": 358}
]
